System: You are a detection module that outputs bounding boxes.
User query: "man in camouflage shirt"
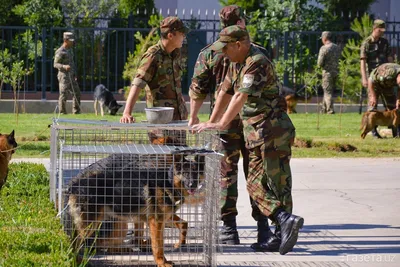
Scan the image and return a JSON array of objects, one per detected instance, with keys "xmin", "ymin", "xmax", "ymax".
[
  {"xmin": 54, "ymin": 32, "xmax": 81, "ymax": 114},
  {"xmin": 360, "ymin": 19, "xmax": 393, "ymax": 137},
  {"xmin": 368, "ymin": 63, "xmax": 400, "ymax": 137},
  {"xmin": 192, "ymin": 26, "xmax": 304, "ymax": 255},
  {"xmin": 189, "ymin": 5, "xmax": 275, "ymax": 249},
  {"xmin": 120, "ymin": 16, "xmax": 188, "ymax": 124},
  {"xmin": 317, "ymin": 31, "xmax": 341, "ymax": 114}
]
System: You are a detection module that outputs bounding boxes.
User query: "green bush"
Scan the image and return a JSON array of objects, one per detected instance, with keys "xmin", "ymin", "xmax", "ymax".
[{"xmin": 0, "ymin": 163, "xmax": 73, "ymax": 266}]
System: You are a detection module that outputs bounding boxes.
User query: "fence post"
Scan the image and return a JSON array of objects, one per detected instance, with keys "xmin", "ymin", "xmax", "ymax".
[
  {"xmin": 41, "ymin": 28, "xmax": 47, "ymax": 100},
  {"xmin": 128, "ymin": 12, "xmax": 134, "ymax": 53},
  {"xmin": 283, "ymin": 31, "xmax": 289, "ymax": 86}
]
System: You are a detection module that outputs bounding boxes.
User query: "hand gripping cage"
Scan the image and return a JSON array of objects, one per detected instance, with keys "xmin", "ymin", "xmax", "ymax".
[{"xmin": 50, "ymin": 119, "xmax": 222, "ymax": 267}]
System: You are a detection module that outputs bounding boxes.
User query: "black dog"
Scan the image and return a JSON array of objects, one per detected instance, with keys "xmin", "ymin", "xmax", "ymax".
[
  {"xmin": 93, "ymin": 84, "xmax": 123, "ymax": 116},
  {"xmin": 67, "ymin": 153, "xmax": 205, "ymax": 267}
]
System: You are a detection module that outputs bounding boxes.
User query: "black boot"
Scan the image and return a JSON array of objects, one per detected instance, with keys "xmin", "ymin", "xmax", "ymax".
[
  {"xmin": 371, "ymin": 127, "xmax": 382, "ymax": 139},
  {"xmin": 274, "ymin": 208, "xmax": 304, "ymax": 255},
  {"xmin": 392, "ymin": 125, "xmax": 400, "ymax": 138},
  {"xmin": 219, "ymin": 219, "xmax": 240, "ymax": 245},
  {"xmin": 250, "ymin": 218, "xmax": 280, "ymax": 252}
]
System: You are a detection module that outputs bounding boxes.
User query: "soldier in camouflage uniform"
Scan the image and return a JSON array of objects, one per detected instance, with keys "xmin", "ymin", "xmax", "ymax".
[
  {"xmin": 368, "ymin": 63, "xmax": 400, "ymax": 137},
  {"xmin": 54, "ymin": 32, "xmax": 81, "ymax": 114},
  {"xmin": 120, "ymin": 17, "xmax": 188, "ymax": 144},
  {"xmin": 360, "ymin": 19, "xmax": 393, "ymax": 137},
  {"xmin": 192, "ymin": 26, "xmax": 304, "ymax": 255},
  {"xmin": 189, "ymin": 5, "xmax": 276, "ymax": 249},
  {"xmin": 317, "ymin": 31, "xmax": 341, "ymax": 114}
]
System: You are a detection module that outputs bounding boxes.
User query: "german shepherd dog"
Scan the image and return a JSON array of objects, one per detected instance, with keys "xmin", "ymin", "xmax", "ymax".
[
  {"xmin": 94, "ymin": 84, "xmax": 123, "ymax": 116},
  {"xmin": 281, "ymin": 86, "xmax": 312, "ymax": 114},
  {"xmin": 360, "ymin": 109, "xmax": 400, "ymax": 139},
  {"xmin": 67, "ymin": 152, "xmax": 205, "ymax": 267},
  {"xmin": 0, "ymin": 130, "xmax": 17, "ymax": 190}
]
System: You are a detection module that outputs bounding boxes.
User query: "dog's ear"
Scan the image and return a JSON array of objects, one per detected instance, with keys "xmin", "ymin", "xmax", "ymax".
[{"xmin": 9, "ymin": 130, "xmax": 15, "ymax": 138}]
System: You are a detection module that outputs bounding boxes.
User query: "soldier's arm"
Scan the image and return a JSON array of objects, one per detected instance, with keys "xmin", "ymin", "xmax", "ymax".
[
  {"xmin": 360, "ymin": 41, "xmax": 369, "ymax": 87},
  {"xmin": 367, "ymin": 78, "xmax": 377, "ymax": 107},
  {"xmin": 120, "ymin": 53, "xmax": 157, "ymax": 123},
  {"xmin": 189, "ymin": 50, "xmax": 212, "ymax": 125},
  {"xmin": 317, "ymin": 47, "xmax": 325, "ymax": 67},
  {"xmin": 208, "ymin": 64, "xmax": 234, "ymax": 123},
  {"xmin": 54, "ymin": 52, "xmax": 67, "ymax": 71}
]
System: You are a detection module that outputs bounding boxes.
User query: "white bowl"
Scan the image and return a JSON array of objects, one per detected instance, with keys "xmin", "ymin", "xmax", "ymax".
[{"xmin": 145, "ymin": 107, "xmax": 174, "ymax": 124}]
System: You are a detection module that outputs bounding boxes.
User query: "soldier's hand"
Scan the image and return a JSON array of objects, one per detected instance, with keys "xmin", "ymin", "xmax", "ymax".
[
  {"xmin": 369, "ymin": 97, "xmax": 377, "ymax": 108},
  {"xmin": 188, "ymin": 116, "xmax": 200, "ymax": 126},
  {"xmin": 64, "ymin": 65, "xmax": 71, "ymax": 71},
  {"xmin": 120, "ymin": 113, "xmax": 135, "ymax": 123},
  {"xmin": 362, "ymin": 78, "xmax": 368, "ymax": 88}
]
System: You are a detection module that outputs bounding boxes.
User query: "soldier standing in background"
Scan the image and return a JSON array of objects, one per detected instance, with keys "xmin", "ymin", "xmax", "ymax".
[
  {"xmin": 192, "ymin": 26, "xmax": 304, "ymax": 255},
  {"xmin": 317, "ymin": 31, "xmax": 341, "ymax": 114},
  {"xmin": 360, "ymin": 19, "xmax": 393, "ymax": 137},
  {"xmin": 189, "ymin": 5, "xmax": 280, "ymax": 251},
  {"xmin": 54, "ymin": 32, "xmax": 81, "ymax": 114}
]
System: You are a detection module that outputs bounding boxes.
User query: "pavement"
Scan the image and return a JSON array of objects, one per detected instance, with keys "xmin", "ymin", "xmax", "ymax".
[{"xmin": 11, "ymin": 157, "xmax": 400, "ymax": 267}]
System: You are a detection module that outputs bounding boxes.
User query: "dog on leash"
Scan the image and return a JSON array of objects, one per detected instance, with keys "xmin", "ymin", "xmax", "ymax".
[
  {"xmin": 93, "ymin": 84, "xmax": 123, "ymax": 116},
  {"xmin": 360, "ymin": 109, "xmax": 400, "ymax": 139},
  {"xmin": 67, "ymin": 152, "xmax": 205, "ymax": 267},
  {"xmin": 281, "ymin": 86, "xmax": 312, "ymax": 114},
  {"xmin": 0, "ymin": 130, "xmax": 17, "ymax": 190}
]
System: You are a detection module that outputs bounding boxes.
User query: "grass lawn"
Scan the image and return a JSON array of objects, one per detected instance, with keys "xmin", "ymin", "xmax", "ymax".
[{"xmin": 0, "ymin": 112, "xmax": 399, "ymax": 158}]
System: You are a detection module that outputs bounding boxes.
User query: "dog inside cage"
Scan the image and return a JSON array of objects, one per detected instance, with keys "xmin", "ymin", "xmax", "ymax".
[{"xmin": 63, "ymin": 150, "xmax": 218, "ymax": 267}]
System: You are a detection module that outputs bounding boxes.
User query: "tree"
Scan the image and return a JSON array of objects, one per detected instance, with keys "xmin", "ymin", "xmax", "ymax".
[
  {"xmin": 317, "ymin": 0, "xmax": 376, "ymax": 30},
  {"xmin": 118, "ymin": 0, "xmax": 155, "ymax": 18},
  {"xmin": 12, "ymin": 0, "xmax": 63, "ymax": 30},
  {"xmin": 219, "ymin": 0, "xmax": 262, "ymax": 12},
  {"xmin": 0, "ymin": 0, "xmax": 24, "ymax": 26}
]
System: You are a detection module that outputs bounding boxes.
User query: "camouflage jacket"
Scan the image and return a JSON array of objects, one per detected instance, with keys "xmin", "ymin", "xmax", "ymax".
[
  {"xmin": 221, "ymin": 45, "xmax": 293, "ymax": 148},
  {"xmin": 53, "ymin": 45, "xmax": 77, "ymax": 77},
  {"xmin": 360, "ymin": 35, "xmax": 391, "ymax": 73},
  {"xmin": 317, "ymin": 42, "xmax": 341, "ymax": 76},
  {"xmin": 132, "ymin": 40, "xmax": 188, "ymax": 121},
  {"xmin": 189, "ymin": 42, "xmax": 269, "ymax": 110},
  {"xmin": 370, "ymin": 63, "xmax": 400, "ymax": 91}
]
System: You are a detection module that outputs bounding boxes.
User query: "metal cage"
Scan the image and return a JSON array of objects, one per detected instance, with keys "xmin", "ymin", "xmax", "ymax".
[{"xmin": 50, "ymin": 119, "xmax": 222, "ymax": 267}]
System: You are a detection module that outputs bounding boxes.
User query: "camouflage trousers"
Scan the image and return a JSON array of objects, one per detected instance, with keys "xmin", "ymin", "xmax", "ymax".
[
  {"xmin": 246, "ymin": 127, "xmax": 295, "ymax": 221},
  {"xmin": 58, "ymin": 76, "xmax": 81, "ymax": 114},
  {"xmin": 220, "ymin": 118, "xmax": 264, "ymax": 221},
  {"xmin": 368, "ymin": 85, "xmax": 398, "ymax": 111},
  {"xmin": 321, "ymin": 73, "xmax": 337, "ymax": 114}
]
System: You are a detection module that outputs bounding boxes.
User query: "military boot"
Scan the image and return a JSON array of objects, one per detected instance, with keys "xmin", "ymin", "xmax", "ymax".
[
  {"xmin": 219, "ymin": 218, "xmax": 240, "ymax": 245},
  {"xmin": 273, "ymin": 208, "xmax": 304, "ymax": 255},
  {"xmin": 371, "ymin": 127, "xmax": 383, "ymax": 139},
  {"xmin": 392, "ymin": 125, "xmax": 400, "ymax": 138},
  {"xmin": 250, "ymin": 218, "xmax": 280, "ymax": 252}
]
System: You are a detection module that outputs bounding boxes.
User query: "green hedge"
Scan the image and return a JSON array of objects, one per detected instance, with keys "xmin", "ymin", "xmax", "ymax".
[{"xmin": 0, "ymin": 163, "xmax": 73, "ymax": 266}]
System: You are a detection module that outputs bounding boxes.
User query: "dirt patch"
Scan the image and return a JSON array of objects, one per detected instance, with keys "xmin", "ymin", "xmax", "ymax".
[
  {"xmin": 293, "ymin": 137, "xmax": 312, "ymax": 148},
  {"xmin": 294, "ymin": 138, "xmax": 357, "ymax": 152},
  {"xmin": 327, "ymin": 143, "xmax": 357, "ymax": 152}
]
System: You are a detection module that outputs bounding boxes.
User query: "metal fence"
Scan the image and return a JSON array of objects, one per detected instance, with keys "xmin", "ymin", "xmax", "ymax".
[{"xmin": 1, "ymin": 18, "xmax": 400, "ymax": 99}]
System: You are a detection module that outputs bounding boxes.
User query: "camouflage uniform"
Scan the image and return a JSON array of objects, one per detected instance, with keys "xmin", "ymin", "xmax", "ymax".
[
  {"xmin": 360, "ymin": 35, "xmax": 391, "ymax": 75},
  {"xmin": 189, "ymin": 6, "xmax": 270, "ymax": 222},
  {"xmin": 317, "ymin": 32, "xmax": 341, "ymax": 114},
  {"xmin": 217, "ymin": 40, "xmax": 295, "ymax": 219},
  {"xmin": 369, "ymin": 63, "xmax": 400, "ymax": 110},
  {"xmin": 54, "ymin": 32, "xmax": 81, "ymax": 114},
  {"xmin": 132, "ymin": 17, "xmax": 188, "ymax": 145}
]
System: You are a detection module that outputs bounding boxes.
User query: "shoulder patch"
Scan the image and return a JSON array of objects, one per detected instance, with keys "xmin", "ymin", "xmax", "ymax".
[{"xmin": 242, "ymin": 74, "xmax": 254, "ymax": 88}]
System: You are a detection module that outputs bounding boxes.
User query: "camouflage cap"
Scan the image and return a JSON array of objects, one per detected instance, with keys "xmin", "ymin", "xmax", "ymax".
[
  {"xmin": 373, "ymin": 19, "xmax": 386, "ymax": 30},
  {"xmin": 210, "ymin": 25, "xmax": 249, "ymax": 51},
  {"xmin": 219, "ymin": 5, "xmax": 245, "ymax": 28},
  {"xmin": 63, "ymin": 32, "xmax": 75, "ymax": 41},
  {"xmin": 160, "ymin": 16, "xmax": 188, "ymax": 34},
  {"xmin": 320, "ymin": 31, "xmax": 332, "ymax": 40}
]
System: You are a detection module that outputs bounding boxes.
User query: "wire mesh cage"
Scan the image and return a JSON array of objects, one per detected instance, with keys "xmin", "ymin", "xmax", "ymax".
[{"xmin": 50, "ymin": 119, "xmax": 222, "ymax": 267}]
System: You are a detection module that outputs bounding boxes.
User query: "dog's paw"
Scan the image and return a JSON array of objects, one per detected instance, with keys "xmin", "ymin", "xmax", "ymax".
[
  {"xmin": 158, "ymin": 261, "xmax": 174, "ymax": 267},
  {"xmin": 173, "ymin": 241, "xmax": 186, "ymax": 249}
]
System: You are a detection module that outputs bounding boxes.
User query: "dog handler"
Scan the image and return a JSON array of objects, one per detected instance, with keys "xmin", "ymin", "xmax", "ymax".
[
  {"xmin": 54, "ymin": 32, "xmax": 81, "ymax": 114},
  {"xmin": 189, "ymin": 5, "xmax": 279, "ymax": 250},
  {"xmin": 120, "ymin": 17, "xmax": 188, "ymax": 124},
  {"xmin": 368, "ymin": 63, "xmax": 400, "ymax": 137},
  {"xmin": 192, "ymin": 26, "xmax": 304, "ymax": 255}
]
